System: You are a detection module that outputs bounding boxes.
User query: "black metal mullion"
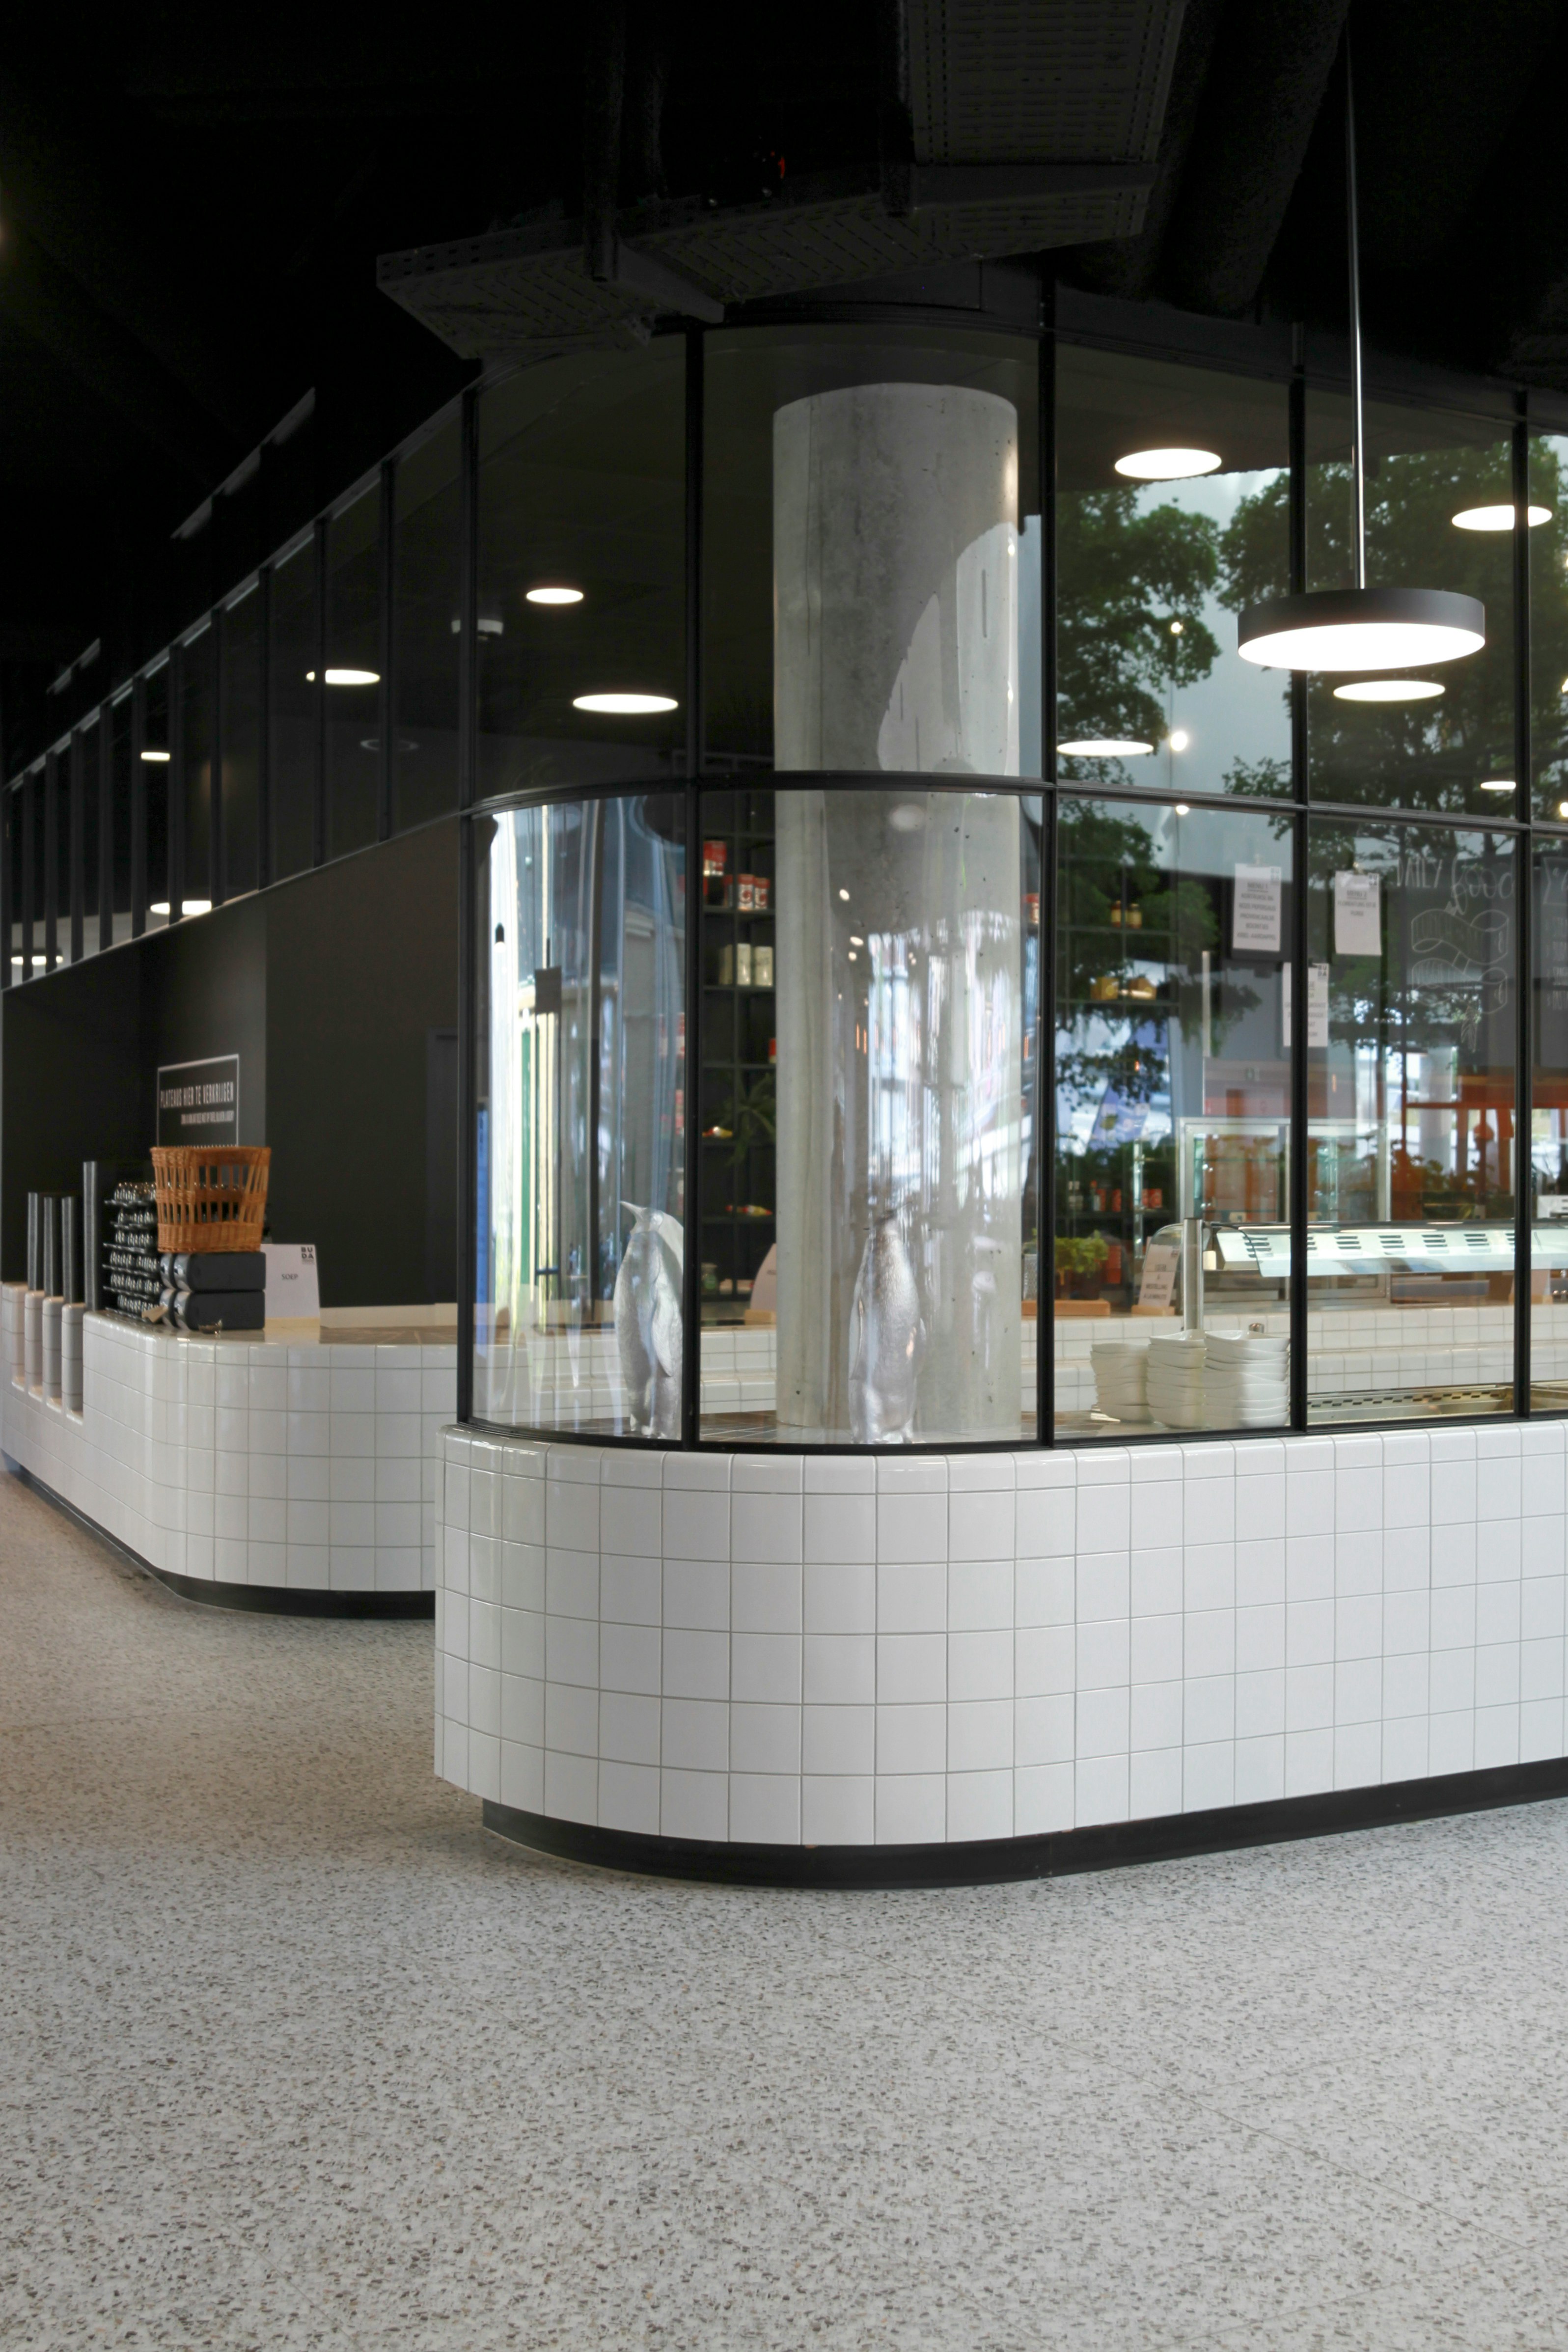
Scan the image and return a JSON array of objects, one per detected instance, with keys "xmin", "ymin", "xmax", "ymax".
[
  {"xmin": 1037, "ymin": 306, "xmax": 1056, "ymax": 1450},
  {"xmin": 1514, "ymin": 399, "xmax": 1533, "ymax": 1415},
  {"xmin": 130, "ymin": 677, "xmax": 147, "ymax": 938},
  {"xmin": 21, "ymin": 769, "xmax": 34, "ymax": 978},
  {"xmin": 68, "ymin": 731, "xmax": 84, "ymax": 963},
  {"xmin": 1288, "ymin": 339, "xmax": 1310, "ymax": 1435},
  {"xmin": 211, "ymin": 606, "xmax": 226, "ymax": 908},
  {"xmin": 455, "ymin": 390, "xmax": 480, "ymax": 1428},
  {"xmin": 681, "ymin": 325, "xmax": 705, "ymax": 1448},
  {"xmin": 43, "ymin": 751, "xmax": 58, "ymax": 969},
  {"xmin": 378, "ymin": 458, "xmax": 396, "ymax": 840},
  {"xmin": 0, "ymin": 788, "xmax": 11, "ymax": 990},
  {"xmin": 312, "ymin": 518, "xmax": 328, "ymax": 865},
  {"xmin": 168, "ymin": 641, "xmax": 186, "ymax": 926},
  {"xmin": 257, "ymin": 567, "xmax": 273, "ymax": 890},
  {"xmin": 97, "ymin": 705, "xmax": 113, "ymax": 951}
]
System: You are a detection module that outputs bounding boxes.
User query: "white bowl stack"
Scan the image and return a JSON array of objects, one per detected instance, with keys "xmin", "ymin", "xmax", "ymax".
[
  {"xmin": 1090, "ymin": 1342, "xmax": 1151, "ymax": 1424},
  {"xmin": 1203, "ymin": 1330, "xmax": 1290, "ymax": 1427},
  {"xmin": 1145, "ymin": 1331, "xmax": 1210, "ymax": 1429}
]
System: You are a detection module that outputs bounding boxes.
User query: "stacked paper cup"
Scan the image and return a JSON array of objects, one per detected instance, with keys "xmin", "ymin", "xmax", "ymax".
[
  {"xmin": 1091, "ymin": 1342, "xmax": 1151, "ymax": 1424},
  {"xmin": 1204, "ymin": 1330, "xmax": 1290, "ymax": 1427},
  {"xmin": 1145, "ymin": 1331, "xmax": 1209, "ymax": 1429}
]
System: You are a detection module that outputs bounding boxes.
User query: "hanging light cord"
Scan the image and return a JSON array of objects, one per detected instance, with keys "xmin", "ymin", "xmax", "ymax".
[{"xmin": 1346, "ymin": 33, "xmax": 1367, "ymax": 592}]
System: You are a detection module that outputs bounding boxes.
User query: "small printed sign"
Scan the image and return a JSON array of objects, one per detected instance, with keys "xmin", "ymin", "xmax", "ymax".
[
  {"xmin": 1232, "ymin": 864, "xmax": 1282, "ymax": 955},
  {"xmin": 1333, "ymin": 870, "xmax": 1382, "ymax": 957},
  {"xmin": 1282, "ymin": 962, "xmax": 1330, "ymax": 1049},
  {"xmin": 263, "ymin": 1243, "xmax": 319, "ymax": 1320},
  {"xmin": 157, "ymin": 1054, "xmax": 239, "ymax": 1146},
  {"xmin": 1138, "ymin": 1238, "xmax": 1181, "ymax": 1310}
]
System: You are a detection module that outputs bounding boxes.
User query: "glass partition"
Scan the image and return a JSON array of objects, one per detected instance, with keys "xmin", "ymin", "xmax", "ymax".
[
  {"xmin": 476, "ymin": 346, "xmax": 686, "ymax": 800},
  {"xmin": 704, "ymin": 325, "xmax": 1041, "ymax": 777},
  {"xmin": 1053, "ymin": 794, "xmax": 1293, "ymax": 1436},
  {"xmin": 473, "ymin": 792, "xmax": 687, "ymax": 1435},
  {"xmin": 326, "ymin": 488, "xmax": 382, "ymax": 858},
  {"xmin": 222, "ymin": 583, "xmax": 262, "ymax": 900},
  {"xmin": 393, "ymin": 419, "xmax": 461, "ymax": 830},
  {"xmin": 1530, "ymin": 434, "xmax": 1568, "ymax": 827},
  {"xmin": 1304, "ymin": 394, "xmax": 1514, "ymax": 813},
  {"xmin": 1532, "ymin": 833, "xmax": 1568, "ymax": 1406},
  {"xmin": 178, "ymin": 628, "xmax": 213, "ymax": 916},
  {"xmin": 269, "ymin": 540, "xmax": 317, "ymax": 882},
  {"xmin": 1305, "ymin": 818, "xmax": 1516, "ymax": 1421}
]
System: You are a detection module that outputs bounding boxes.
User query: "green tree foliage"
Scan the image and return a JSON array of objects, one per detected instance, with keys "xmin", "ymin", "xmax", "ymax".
[{"xmin": 1057, "ymin": 491, "xmax": 1221, "ymax": 756}]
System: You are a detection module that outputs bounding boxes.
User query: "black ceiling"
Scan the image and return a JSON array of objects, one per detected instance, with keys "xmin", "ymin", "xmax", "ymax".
[{"xmin": 3, "ymin": 0, "xmax": 1566, "ymax": 767}]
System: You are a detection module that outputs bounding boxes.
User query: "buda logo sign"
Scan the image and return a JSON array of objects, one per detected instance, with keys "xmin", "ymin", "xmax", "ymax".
[{"xmin": 156, "ymin": 1055, "xmax": 240, "ymax": 1147}]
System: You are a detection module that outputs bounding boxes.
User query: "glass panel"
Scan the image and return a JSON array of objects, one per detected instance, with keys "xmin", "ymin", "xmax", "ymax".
[
  {"xmin": 696, "ymin": 783, "xmax": 1038, "ymax": 1445},
  {"xmin": 49, "ymin": 753, "xmax": 66, "ymax": 961},
  {"xmin": 269, "ymin": 541, "xmax": 316, "ymax": 882},
  {"xmin": 704, "ymin": 325, "xmax": 1041, "ymax": 778},
  {"xmin": 1304, "ymin": 394, "xmax": 1513, "ymax": 812},
  {"xmin": 79, "ymin": 725, "xmax": 99, "ymax": 957},
  {"xmin": 1056, "ymin": 348, "xmax": 1290, "ymax": 801},
  {"xmin": 1532, "ymin": 835, "xmax": 1568, "ymax": 1406},
  {"xmin": 473, "ymin": 792, "xmax": 687, "ymax": 1435},
  {"xmin": 1530, "ymin": 434, "xmax": 1568, "ymax": 825},
  {"xmin": 477, "ymin": 345, "xmax": 685, "ymax": 798},
  {"xmin": 1305, "ymin": 818, "xmax": 1516, "ymax": 1421},
  {"xmin": 142, "ymin": 667, "xmax": 170, "ymax": 932},
  {"xmin": 394, "ymin": 421, "xmax": 461, "ymax": 830},
  {"xmin": 222, "ymin": 585, "xmax": 261, "ymax": 899},
  {"xmin": 5, "ymin": 784, "xmax": 22, "ymax": 978},
  {"xmin": 326, "ymin": 488, "xmax": 381, "ymax": 858},
  {"xmin": 1054, "ymin": 794, "xmax": 1293, "ymax": 1437},
  {"xmin": 108, "ymin": 695, "xmax": 133, "ymax": 944},
  {"xmin": 178, "ymin": 629, "xmax": 213, "ymax": 916}
]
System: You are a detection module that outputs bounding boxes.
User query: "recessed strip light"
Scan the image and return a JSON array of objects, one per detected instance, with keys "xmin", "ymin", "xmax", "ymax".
[
  {"xmin": 140, "ymin": 748, "xmax": 171, "ymax": 763},
  {"xmin": 305, "ymin": 667, "xmax": 380, "ymax": 686},
  {"xmin": 572, "ymin": 692, "xmax": 678, "ymax": 715},
  {"xmin": 1059, "ymin": 738, "xmax": 1155, "ymax": 757},
  {"xmin": 526, "ymin": 586, "xmax": 584, "ymax": 606},
  {"xmin": 1333, "ymin": 678, "xmax": 1446, "ymax": 702},
  {"xmin": 150, "ymin": 899, "xmax": 214, "ymax": 916},
  {"xmin": 1479, "ymin": 779, "xmax": 1515, "ymax": 793},
  {"xmin": 1451, "ymin": 503, "xmax": 1552, "ymax": 531},
  {"xmin": 11, "ymin": 954, "xmax": 48, "ymax": 967},
  {"xmin": 1114, "ymin": 448, "xmax": 1221, "ymax": 481}
]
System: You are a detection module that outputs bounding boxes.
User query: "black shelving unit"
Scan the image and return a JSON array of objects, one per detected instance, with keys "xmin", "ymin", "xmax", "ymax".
[{"xmin": 698, "ymin": 787, "xmax": 777, "ymax": 1321}]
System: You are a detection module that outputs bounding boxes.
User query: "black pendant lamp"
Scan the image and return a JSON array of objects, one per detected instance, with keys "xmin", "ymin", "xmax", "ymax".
[{"xmin": 1238, "ymin": 40, "xmax": 1485, "ymax": 674}]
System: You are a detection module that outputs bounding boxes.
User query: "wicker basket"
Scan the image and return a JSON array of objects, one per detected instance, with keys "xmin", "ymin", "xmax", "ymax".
[{"xmin": 150, "ymin": 1146, "xmax": 271, "ymax": 1254}]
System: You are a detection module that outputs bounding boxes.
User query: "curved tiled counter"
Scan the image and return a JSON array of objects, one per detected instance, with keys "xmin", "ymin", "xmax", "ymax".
[
  {"xmin": 435, "ymin": 1421, "xmax": 1568, "ymax": 1883},
  {"xmin": 2, "ymin": 1286, "xmax": 454, "ymax": 1610}
]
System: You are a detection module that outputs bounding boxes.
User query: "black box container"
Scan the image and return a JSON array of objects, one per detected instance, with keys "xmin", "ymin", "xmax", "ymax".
[{"xmin": 162, "ymin": 1252, "xmax": 267, "ymax": 1292}]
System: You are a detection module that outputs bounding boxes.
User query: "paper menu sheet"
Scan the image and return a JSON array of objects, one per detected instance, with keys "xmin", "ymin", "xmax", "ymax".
[
  {"xmin": 1282, "ymin": 962, "xmax": 1330, "ymax": 1048},
  {"xmin": 1232, "ymin": 863, "xmax": 1282, "ymax": 954},
  {"xmin": 1137, "ymin": 1237, "xmax": 1181, "ymax": 1310},
  {"xmin": 1333, "ymin": 869, "xmax": 1381, "ymax": 956}
]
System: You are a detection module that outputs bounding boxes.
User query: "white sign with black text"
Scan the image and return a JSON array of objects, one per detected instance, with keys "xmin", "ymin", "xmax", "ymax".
[
  {"xmin": 1232, "ymin": 863, "xmax": 1282, "ymax": 955},
  {"xmin": 263, "ymin": 1244, "xmax": 319, "ymax": 1320}
]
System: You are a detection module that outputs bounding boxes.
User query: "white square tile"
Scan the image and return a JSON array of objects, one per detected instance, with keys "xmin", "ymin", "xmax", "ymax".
[
  {"xmin": 801, "ymin": 1774, "xmax": 874, "ymax": 1844},
  {"xmin": 804, "ymin": 1493, "xmax": 876, "ymax": 1565},
  {"xmin": 876, "ymin": 1630, "xmax": 945, "ymax": 1704},
  {"xmin": 730, "ymin": 1702, "xmax": 802, "ymax": 1775},
  {"xmin": 948, "ymin": 1558, "xmax": 1012, "ymax": 1631},
  {"xmin": 598, "ymin": 1760, "xmax": 660, "ymax": 1835},
  {"xmin": 1015, "ymin": 1692, "xmax": 1073, "ymax": 1767},
  {"xmin": 1076, "ymin": 1685, "xmax": 1129, "ymax": 1758},
  {"xmin": 1283, "ymin": 1726, "xmax": 1334, "ymax": 1796},
  {"xmin": 949, "ymin": 1629, "xmax": 1013, "ymax": 1702},
  {"xmin": 662, "ymin": 1629, "xmax": 728, "ymax": 1701},
  {"xmin": 600, "ymin": 1621, "xmax": 660, "ymax": 1695},
  {"xmin": 1429, "ymin": 1707, "xmax": 1475, "ymax": 1775},
  {"xmin": 1016, "ymin": 1485, "xmax": 1074, "ymax": 1557},
  {"xmin": 878, "ymin": 1560, "xmax": 946, "ymax": 1634},
  {"xmin": 731, "ymin": 1632, "xmax": 802, "ymax": 1705},
  {"xmin": 1184, "ymin": 1544, "xmax": 1235, "ymax": 1613},
  {"xmin": 545, "ymin": 1614, "xmax": 598, "ymax": 1688},
  {"xmin": 1015, "ymin": 1761, "xmax": 1074, "ymax": 1834},
  {"xmin": 804, "ymin": 1560, "xmax": 875, "ymax": 1635},
  {"xmin": 1182, "ymin": 1739, "xmax": 1234, "ymax": 1812},
  {"xmin": 1430, "ymin": 1645, "xmax": 1476, "ymax": 1713},
  {"xmin": 1073, "ymin": 1483, "xmax": 1128, "ymax": 1554},
  {"xmin": 803, "ymin": 1632, "xmax": 875, "ymax": 1707},
  {"xmin": 876, "ymin": 1702, "xmax": 946, "ymax": 1776},
  {"xmin": 947, "ymin": 1698, "xmax": 1012, "ymax": 1773},
  {"xmin": 1074, "ymin": 1753, "xmax": 1128, "ymax": 1826},
  {"xmin": 663, "ymin": 1488, "xmax": 729, "ymax": 1560},
  {"xmin": 729, "ymin": 1773, "xmax": 800, "ymax": 1844},
  {"xmin": 1130, "ymin": 1546, "xmax": 1183, "ymax": 1617},
  {"xmin": 500, "ymin": 1674, "xmax": 544, "ymax": 1746},
  {"xmin": 732, "ymin": 1561, "xmax": 803, "ymax": 1634},
  {"xmin": 946, "ymin": 1769, "xmax": 1012, "ymax": 1842},
  {"xmin": 1129, "ymin": 1745, "xmax": 1182, "ymax": 1818},
  {"xmin": 598, "ymin": 1691, "xmax": 660, "ymax": 1766},
  {"xmin": 1379, "ymin": 1714, "xmax": 1427, "ymax": 1785},
  {"xmin": 875, "ymin": 1773, "xmax": 945, "ymax": 1844},
  {"xmin": 1016, "ymin": 1623, "xmax": 1074, "ymax": 1698},
  {"xmin": 661, "ymin": 1698, "xmax": 729, "ymax": 1772},
  {"xmin": 601, "ymin": 1554, "xmax": 660, "ymax": 1626},
  {"xmin": 499, "ymin": 1740, "xmax": 544, "ymax": 1814},
  {"xmin": 663, "ymin": 1557, "xmax": 730, "ymax": 1631},
  {"xmin": 500, "ymin": 1543, "xmax": 546, "ymax": 1613},
  {"xmin": 732, "ymin": 1491, "xmax": 802, "ymax": 1564},
  {"xmin": 660, "ymin": 1768, "xmax": 727, "ymax": 1840},
  {"xmin": 878, "ymin": 1493, "xmax": 949, "ymax": 1563},
  {"xmin": 1476, "ymin": 1642, "xmax": 1520, "ymax": 1708},
  {"xmin": 801, "ymin": 1705, "xmax": 874, "ymax": 1775},
  {"xmin": 1074, "ymin": 1618, "xmax": 1130, "ymax": 1691},
  {"xmin": 544, "ymin": 1681, "xmax": 597, "ymax": 1758},
  {"xmin": 1520, "ymin": 1635, "xmax": 1563, "ymax": 1704},
  {"xmin": 1520, "ymin": 1695, "xmax": 1565, "ymax": 1761},
  {"xmin": 1018, "ymin": 1557, "xmax": 1074, "ymax": 1628}
]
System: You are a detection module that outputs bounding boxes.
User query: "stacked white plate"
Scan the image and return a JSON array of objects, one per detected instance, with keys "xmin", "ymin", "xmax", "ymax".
[
  {"xmin": 1091, "ymin": 1342, "xmax": 1151, "ymax": 1424},
  {"xmin": 1145, "ymin": 1331, "xmax": 1210, "ymax": 1429},
  {"xmin": 1204, "ymin": 1330, "xmax": 1290, "ymax": 1427}
]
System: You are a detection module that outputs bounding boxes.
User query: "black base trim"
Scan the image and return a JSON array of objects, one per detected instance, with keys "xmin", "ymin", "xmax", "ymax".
[
  {"xmin": 11, "ymin": 1465, "xmax": 434, "ymax": 1619},
  {"xmin": 483, "ymin": 1757, "xmax": 1568, "ymax": 1888}
]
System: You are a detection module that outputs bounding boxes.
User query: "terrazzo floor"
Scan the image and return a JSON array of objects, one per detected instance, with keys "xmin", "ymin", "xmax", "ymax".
[{"xmin": 3, "ymin": 1470, "xmax": 1568, "ymax": 2350}]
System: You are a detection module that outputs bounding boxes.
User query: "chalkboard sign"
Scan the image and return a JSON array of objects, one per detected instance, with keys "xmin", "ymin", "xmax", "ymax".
[{"xmin": 156, "ymin": 1055, "xmax": 239, "ymax": 1147}]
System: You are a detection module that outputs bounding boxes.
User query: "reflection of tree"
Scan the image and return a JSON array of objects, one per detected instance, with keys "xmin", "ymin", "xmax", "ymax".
[
  {"xmin": 1222, "ymin": 449, "xmax": 1528, "ymax": 810},
  {"xmin": 1058, "ymin": 492, "xmax": 1223, "ymax": 754}
]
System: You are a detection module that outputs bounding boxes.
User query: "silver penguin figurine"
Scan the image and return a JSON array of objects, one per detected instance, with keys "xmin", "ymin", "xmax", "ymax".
[
  {"xmin": 848, "ymin": 1212, "xmax": 926, "ymax": 1444},
  {"xmin": 614, "ymin": 1205, "xmax": 684, "ymax": 1439}
]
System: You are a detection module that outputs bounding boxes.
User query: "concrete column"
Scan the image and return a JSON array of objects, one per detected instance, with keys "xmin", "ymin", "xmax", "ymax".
[{"xmin": 772, "ymin": 383, "xmax": 1024, "ymax": 1442}]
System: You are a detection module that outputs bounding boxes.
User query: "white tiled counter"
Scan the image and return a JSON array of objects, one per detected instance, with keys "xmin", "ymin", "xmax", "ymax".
[
  {"xmin": 435, "ymin": 1420, "xmax": 1568, "ymax": 1871},
  {"xmin": 2, "ymin": 1286, "xmax": 455, "ymax": 1604}
]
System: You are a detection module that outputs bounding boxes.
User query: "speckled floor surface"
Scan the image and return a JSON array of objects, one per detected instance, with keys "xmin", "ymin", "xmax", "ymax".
[{"xmin": 4, "ymin": 1470, "xmax": 1568, "ymax": 2352}]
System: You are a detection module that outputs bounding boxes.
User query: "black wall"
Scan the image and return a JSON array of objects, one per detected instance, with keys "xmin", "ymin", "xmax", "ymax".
[{"xmin": 0, "ymin": 817, "xmax": 459, "ymax": 1305}]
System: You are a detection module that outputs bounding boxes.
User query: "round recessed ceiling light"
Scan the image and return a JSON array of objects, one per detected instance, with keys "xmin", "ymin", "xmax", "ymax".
[
  {"xmin": 527, "ymin": 586, "xmax": 584, "ymax": 606},
  {"xmin": 1114, "ymin": 448, "xmax": 1222, "ymax": 481},
  {"xmin": 1451, "ymin": 503, "xmax": 1552, "ymax": 531},
  {"xmin": 1059, "ymin": 738, "xmax": 1155, "ymax": 758},
  {"xmin": 1174, "ymin": 802, "xmax": 1190, "ymax": 816},
  {"xmin": 1238, "ymin": 587, "xmax": 1485, "ymax": 672},
  {"xmin": 888, "ymin": 803, "xmax": 926, "ymax": 832},
  {"xmin": 150, "ymin": 899, "xmax": 214, "ymax": 917},
  {"xmin": 1333, "ymin": 678, "xmax": 1446, "ymax": 702},
  {"xmin": 1168, "ymin": 728, "xmax": 1190, "ymax": 751},
  {"xmin": 140, "ymin": 748, "xmax": 171, "ymax": 763},
  {"xmin": 305, "ymin": 667, "xmax": 381, "ymax": 686},
  {"xmin": 572, "ymin": 692, "xmax": 678, "ymax": 715},
  {"xmin": 1480, "ymin": 779, "xmax": 1516, "ymax": 793}
]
